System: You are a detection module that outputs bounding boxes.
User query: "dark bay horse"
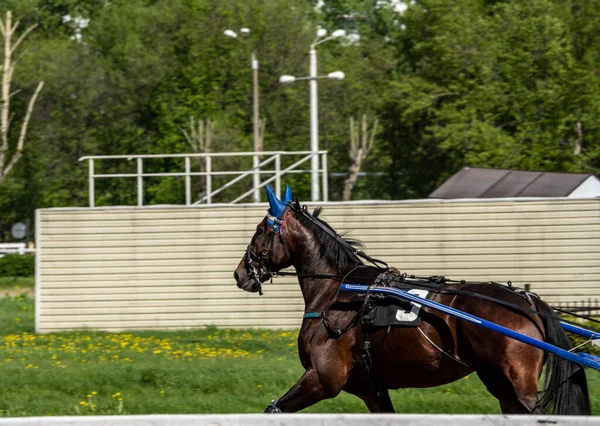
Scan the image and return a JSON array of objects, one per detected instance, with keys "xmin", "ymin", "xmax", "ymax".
[{"xmin": 233, "ymin": 186, "xmax": 591, "ymax": 415}]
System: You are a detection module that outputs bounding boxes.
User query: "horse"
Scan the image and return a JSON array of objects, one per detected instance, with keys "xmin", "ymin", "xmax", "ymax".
[{"xmin": 233, "ymin": 185, "xmax": 591, "ymax": 415}]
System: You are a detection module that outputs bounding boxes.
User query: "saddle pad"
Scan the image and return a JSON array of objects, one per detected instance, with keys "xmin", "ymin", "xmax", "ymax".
[{"xmin": 362, "ymin": 289, "xmax": 430, "ymax": 328}]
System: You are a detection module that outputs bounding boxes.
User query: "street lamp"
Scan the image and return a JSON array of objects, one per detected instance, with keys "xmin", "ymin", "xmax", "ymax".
[
  {"xmin": 279, "ymin": 28, "xmax": 346, "ymax": 201},
  {"xmin": 224, "ymin": 28, "xmax": 261, "ymax": 203}
]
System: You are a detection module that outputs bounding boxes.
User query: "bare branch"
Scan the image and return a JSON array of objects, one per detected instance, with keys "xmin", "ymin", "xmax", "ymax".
[
  {"xmin": 574, "ymin": 121, "xmax": 582, "ymax": 155},
  {"xmin": 181, "ymin": 127, "xmax": 194, "ymax": 150},
  {"xmin": 2, "ymin": 11, "xmax": 10, "ymax": 37},
  {"xmin": 349, "ymin": 116, "xmax": 357, "ymax": 158},
  {"xmin": 198, "ymin": 119, "xmax": 204, "ymax": 151},
  {"xmin": 10, "ymin": 20, "xmax": 19, "ymax": 37},
  {"xmin": 343, "ymin": 114, "xmax": 379, "ymax": 201},
  {"xmin": 7, "ymin": 111, "xmax": 14, "ymax": 132},
  {"xmin": 2, "ymin": 150, "xmax": 21, "ymax": 178},
  {"xmin": 0, "ymin": 18, "xmax": 5, "ymax": 37},
  {"xmin": 12, "ymin": 49, "xmax": 28, "ymax": 68},
  {"xmin": 9, "ymin": 89, "xmax": 21, "ymax": 98},
  {"xmin": 14, "ymin": 81, "xmax": 44, "ymax": 153},
  {"xmin": 11, "ymin": 24, "xmax": 37, "ymax": 54},
  {"xmin": 367, "ymin": 118, "xmax": 378, "ymax": 153}
]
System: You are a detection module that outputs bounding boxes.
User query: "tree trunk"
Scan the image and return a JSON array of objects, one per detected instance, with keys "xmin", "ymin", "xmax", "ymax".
[
  {"xmin": 0, "ymin": 10, "xmax": 43, "ymax": 183},
  {"xmin": 343, "ymin": 150, "xmax": 364, "ymax": 201}
]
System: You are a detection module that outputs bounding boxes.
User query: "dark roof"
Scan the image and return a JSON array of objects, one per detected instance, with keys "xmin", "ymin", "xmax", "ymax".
[{"xmin": 429, "ymin": 167, "xmax": 593, "ymax": 199}]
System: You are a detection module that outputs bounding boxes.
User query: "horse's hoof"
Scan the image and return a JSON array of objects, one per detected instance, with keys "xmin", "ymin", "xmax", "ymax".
[{"xmin": 264, "ymin": 399, "xmax": 282, "ymax": 413}]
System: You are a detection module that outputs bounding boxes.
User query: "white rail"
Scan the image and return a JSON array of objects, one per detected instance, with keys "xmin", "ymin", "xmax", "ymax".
[
  {"xmin": 0, "ymin": 414, "xmax": 597, "ymax": 426},
  {"xmin": 79, "ymin": 151, "xmax": 329, "ymax": 207},
  {"xmin": 0, "ymin": 243, "xmax": 35, "ymax": 257}
]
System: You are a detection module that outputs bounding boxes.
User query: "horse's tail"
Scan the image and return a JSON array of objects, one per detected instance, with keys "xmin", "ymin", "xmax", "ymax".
[{"xmin": 535, "ymin": 298, "xmax": 591, "ymax": 415}]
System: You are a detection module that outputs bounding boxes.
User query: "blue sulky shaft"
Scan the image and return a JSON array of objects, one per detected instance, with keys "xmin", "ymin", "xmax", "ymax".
[
  {"xmin": 340, "ymin": 284, "xmax": 600, "ymax": 371},
  {"xmin": 560, "ymin": 321, "xmax": 600, "ymax": 340}
]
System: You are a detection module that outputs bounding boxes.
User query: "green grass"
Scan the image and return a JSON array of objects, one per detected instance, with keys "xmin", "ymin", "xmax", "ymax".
[
  {"xmin": 0, "ymin": 294, "xmax": 598, "ymax": 416},
  {"xmin": 0, "ymin": 276, "xmax": 34, "ymax": 291}
]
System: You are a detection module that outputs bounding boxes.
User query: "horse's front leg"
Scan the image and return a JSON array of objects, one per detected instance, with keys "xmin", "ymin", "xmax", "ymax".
[{"xmin": 264, "ymin": 365, "xmax": 348, "ymax": 413}]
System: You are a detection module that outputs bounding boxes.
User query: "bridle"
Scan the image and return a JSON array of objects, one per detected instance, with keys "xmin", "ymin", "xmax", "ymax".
[{"xmin": 244, "ymin": 208, "xmax": 292, "ymax": 295}]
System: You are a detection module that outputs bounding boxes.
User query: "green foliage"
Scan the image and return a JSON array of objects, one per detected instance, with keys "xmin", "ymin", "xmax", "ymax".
[
  {"xmin": 0, "ymin": 255, "xmax": 35, "ymax": 278},
  {"xmin": 1, "ymin": 0, "xmax": 600, "ymax": 224},
  {"xmin": 383, "ymin": 0, "xmax": 600, "ymax": 193}
]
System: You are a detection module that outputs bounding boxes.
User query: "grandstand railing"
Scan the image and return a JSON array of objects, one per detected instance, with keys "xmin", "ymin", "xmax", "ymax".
[{"xmin": 79, "ymin": 151, "xmax": 328, "ymax": 207}]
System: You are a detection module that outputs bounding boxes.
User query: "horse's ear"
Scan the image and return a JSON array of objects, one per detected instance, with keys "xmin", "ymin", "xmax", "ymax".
[
  {"xmin": 265, "ymin": 184, "xmax": 285, "ymax": 217},
  {"xmin": 282, "ymin": 185, "xmax": 292, "ymax": 205}
]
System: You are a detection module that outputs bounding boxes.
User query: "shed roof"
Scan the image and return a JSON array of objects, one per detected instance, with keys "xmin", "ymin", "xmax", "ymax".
[{"xmin": 429, "ymin": 167, "xmax": 593, "ymax": 199}]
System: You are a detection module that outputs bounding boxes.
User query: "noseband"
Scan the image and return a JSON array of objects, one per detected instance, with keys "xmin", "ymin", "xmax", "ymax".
[{"xmin": 244, "ymin": 211, "xmax": 291, "ymax": 296}]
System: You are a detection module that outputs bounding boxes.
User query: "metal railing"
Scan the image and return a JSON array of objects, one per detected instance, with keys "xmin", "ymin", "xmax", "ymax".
[{"xmin": 79, "ymin": 151, "xmax": 329, "ymax": 207}]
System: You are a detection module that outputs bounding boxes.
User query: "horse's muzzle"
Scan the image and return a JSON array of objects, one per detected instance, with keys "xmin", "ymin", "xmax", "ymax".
[
  {"xmin": 234, "ymin": 265, "xmax": 261, "ymax": 293},
  {"xmin": 239, "ymin": 278, "xmax": 260, "ymax": 293}
]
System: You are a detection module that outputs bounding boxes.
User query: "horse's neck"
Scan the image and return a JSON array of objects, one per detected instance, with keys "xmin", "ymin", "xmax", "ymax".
[
  {"xmin": 297, "ymin": 275, "xmax": 342, "ymax": 313},
  {"xmin": 291, "ymin": 245, "xmax": 344, "ymax": 311}
]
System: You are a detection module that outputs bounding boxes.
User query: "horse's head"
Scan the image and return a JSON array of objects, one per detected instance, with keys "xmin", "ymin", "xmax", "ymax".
[{"xmin": 234, "ymin": 185, "xmax": 295, "ymax": 294}]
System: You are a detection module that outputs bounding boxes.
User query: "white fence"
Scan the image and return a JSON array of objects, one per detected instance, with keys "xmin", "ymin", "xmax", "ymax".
[
  {"xmin": 0, "ymin": 243, "xmax": 35, "ymax": 257},
  {"xmin": 35, "ymin": 198, "xmax": 600, "ymax": 333}
]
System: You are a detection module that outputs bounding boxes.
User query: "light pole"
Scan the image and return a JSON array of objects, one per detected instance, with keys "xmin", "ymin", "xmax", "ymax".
[
  {"xmin": 224, "ymin": 28, "xmax": 261, "ymax": 203},
  {"xmin": 280, "ymin": 29, "xmax": 346, "ymax": 201}
]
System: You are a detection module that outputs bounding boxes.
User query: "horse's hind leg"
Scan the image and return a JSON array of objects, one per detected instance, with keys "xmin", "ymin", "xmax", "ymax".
[
  {"xmin": 344, "ymin": 370, "xmax": 395, "ymax": 413},
  {"xmin": 476, "ymin": 364, "xmax": 543, "ymax": 414},
  {"xmin": 355, "ymin": 390, "xmax": 395, "ymax": 413}
]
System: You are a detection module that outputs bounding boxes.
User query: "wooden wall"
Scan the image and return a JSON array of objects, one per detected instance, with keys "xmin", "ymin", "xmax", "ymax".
[{"xmin": 36, "ymin": 198, "xmax": 600, "ymax": 332}]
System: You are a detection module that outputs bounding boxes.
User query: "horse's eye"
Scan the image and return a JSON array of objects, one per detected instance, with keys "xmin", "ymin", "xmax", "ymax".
[{"xmin": 256, "ymin": 227, "xmax": 264, "ymax": 236}]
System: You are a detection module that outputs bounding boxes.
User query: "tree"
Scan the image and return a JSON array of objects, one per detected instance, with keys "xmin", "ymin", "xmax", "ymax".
[
  {"xmin": 0, "ymin": 11, "xmax": 44, "ymax": 184},
  {"xmin": 343, "ymin": 114, "xmax": 377, "ymax": 200}
]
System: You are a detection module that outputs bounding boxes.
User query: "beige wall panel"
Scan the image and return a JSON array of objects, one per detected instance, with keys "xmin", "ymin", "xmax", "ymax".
[{"xmin": 37, "ymin": 198, "xmax": 600, "ymax": 332}]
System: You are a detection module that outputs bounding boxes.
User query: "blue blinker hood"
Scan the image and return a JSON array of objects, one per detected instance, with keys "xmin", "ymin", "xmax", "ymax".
[
  {"xmin": 266, "ymin": 184, "xmax": 292, "ymax": 219},
  {"xmin": 265, "ymin": 185, "xmax": 292, "ymax": 233}
]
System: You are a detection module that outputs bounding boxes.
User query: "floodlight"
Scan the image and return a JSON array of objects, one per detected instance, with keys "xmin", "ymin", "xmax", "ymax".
[
  {"xmin": 327, "ymin": 71, "xmax": 345, "ymax": 80},
  {"xmin": 279, "ymin": 75, "xmax": 297, "ymax": 84},
  {"xmin": 224, "ymin": 30, "xmax": 238, "ymax": 38}
]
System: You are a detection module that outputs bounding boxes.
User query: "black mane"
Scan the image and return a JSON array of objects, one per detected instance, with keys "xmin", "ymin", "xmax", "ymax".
[{"xmin": 292, "ymin": 203, "xmax": 364, "ymax": 272}]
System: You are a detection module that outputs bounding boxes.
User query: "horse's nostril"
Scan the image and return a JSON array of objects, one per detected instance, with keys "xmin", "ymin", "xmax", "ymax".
[{"xmin": 233, "ymin": 271, "xmax": 240, "ymax": 282}]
